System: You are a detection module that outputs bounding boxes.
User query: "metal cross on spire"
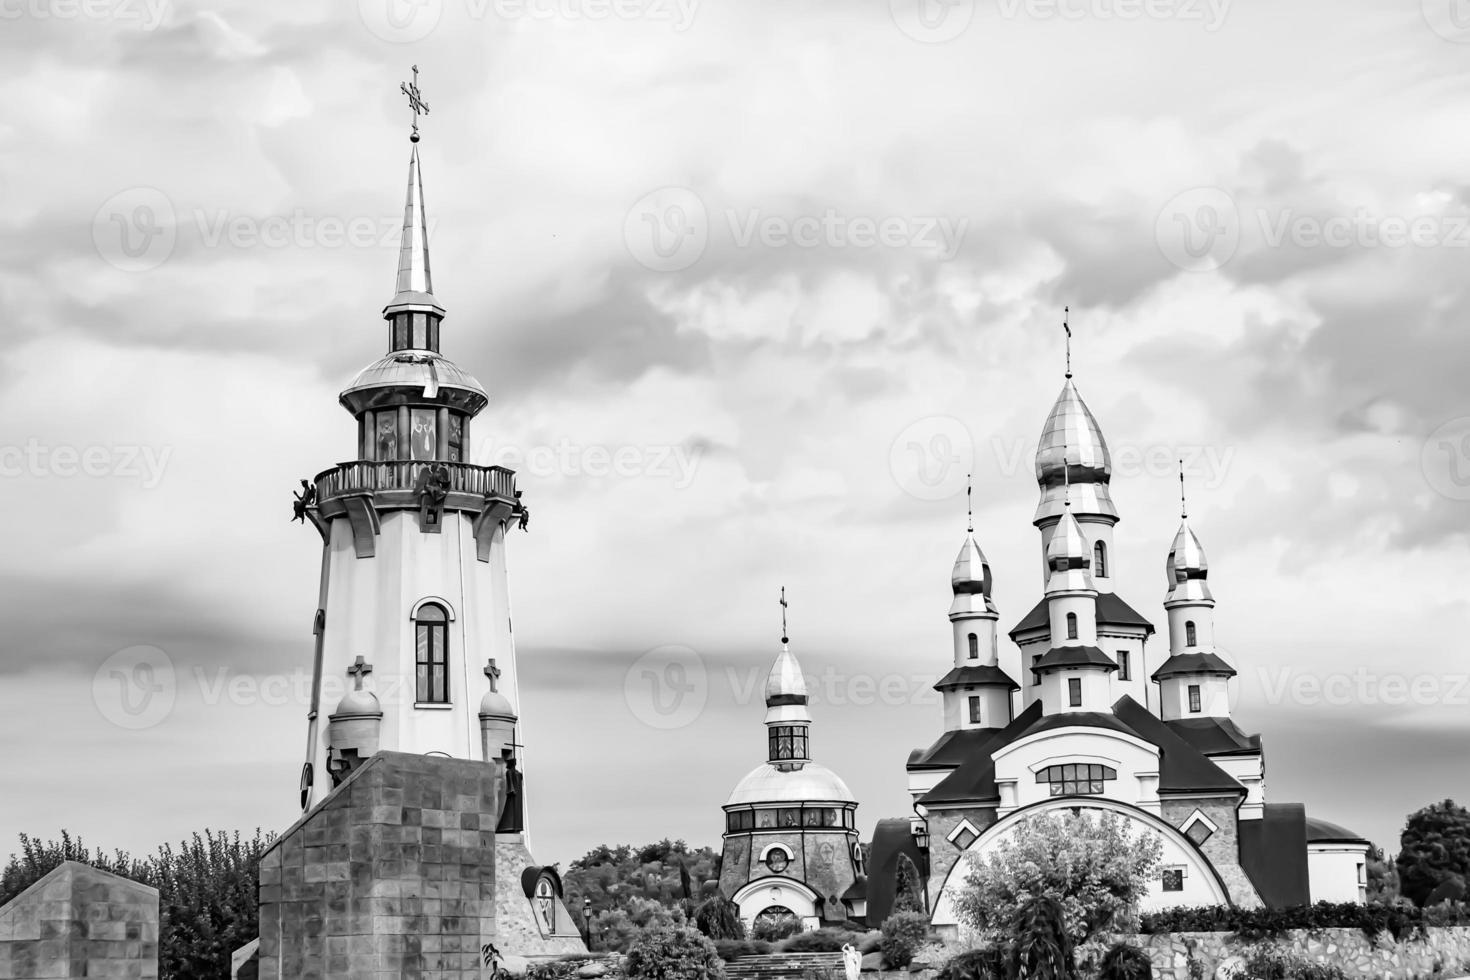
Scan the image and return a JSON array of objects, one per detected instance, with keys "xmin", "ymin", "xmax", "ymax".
[
  {"xmin": 1179, "ymin": 459, "xmax": 1188, "ymax": 520},
  {"xmin": 779, "ymin": 586, "xmax": 789, "ymax": 646},
  {"xmin": 1062, "ymin": 305, "xmax": 1072, "ymax": 380},
  {"xmin": 966, "ymin": 472, "xmax": 973, "ymax": 533},
  {"xmin": 1062, "ymin": 438, "xmax": 1072, "ymax": 507},
  {"xmin": 484, "ymin": 658, "xmax": 502, "ymax": 694},
  {"xmin": 401, "ymin": 64, "xmax": 430, "ymax": 143}
]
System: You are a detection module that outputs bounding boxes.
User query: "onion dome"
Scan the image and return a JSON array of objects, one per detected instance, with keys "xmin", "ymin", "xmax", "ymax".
[
  {"xmin": 765, "ymin": 645, "xmax": 809, "ymax": 707},
  {"xmin": 1166, "ymin": 521, "xmax": 1213, "ymax": 604},
  {"xmin": 1034, "ymin": 382, "xmax": 1118, "ymax": 524},
  {"xmin": 1045, "ymin": 510, "xmax": 1094, "ymax": 593},
  {"xmin": 951, "ymin": 534, "xmax": 993, "ymax": 597},
  {"xmin": 725, "ymin": 761, "xmax": 856, "ymax": 805}
]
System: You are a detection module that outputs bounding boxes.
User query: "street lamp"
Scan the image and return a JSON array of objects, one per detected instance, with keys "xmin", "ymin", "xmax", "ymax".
[{"xmin": 582, "ymin": 898, "xmax": 594, "ymax": 951}]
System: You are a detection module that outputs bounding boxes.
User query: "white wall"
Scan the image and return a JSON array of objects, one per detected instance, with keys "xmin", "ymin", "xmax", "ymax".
[{"xmin": 1308, "ymin": 844, "xmax": 1369, "ymax": 903}]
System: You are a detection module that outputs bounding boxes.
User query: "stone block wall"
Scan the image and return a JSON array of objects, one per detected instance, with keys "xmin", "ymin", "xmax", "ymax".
[
  {"xmin": 1135, "ymin": 926, "xmax": 1470, "ymax": 980},
  {"xmin": 1158, "ymin": 799, "xmax": 1262, "ymax": 909},
  {"xmin": 0, "ymin": 861, "xmax": 159, "ymax": 980}
]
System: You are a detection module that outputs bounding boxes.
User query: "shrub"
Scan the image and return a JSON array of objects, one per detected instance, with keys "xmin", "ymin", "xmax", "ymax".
[
  {"xmin": 1010, "ymin": 895, "xmax": 1074, "ymax": 980},
  {"xmin": 1138, "ymin": 901, "xmax": 1470, "ymax": 942},
  {"xmin": 779, "ymin": 928, "xmax": 863, "ymax": 953},
  {"xmin": 1099, "ymin": 943, "xmax": 1152, "ymax": 980},
  {"xmin": 1240, "ymin": 950, "xmax": 1346, "ymax": 980},
  {"xmin": 1398, "ymin": 800, "xmax": 1470, "ymax": 907},
  {"xmin": 752, "ymin": 912, "xmax": 803, "ymax": 943},
  {"xmin": 856, "ymin": 930, "xmax": 884, "ymax": 954},
  {"xmin": 694, "ymin": 895, "xmax": 745, "ymax": 941},
  {"xmin": 713, "ymin": 939, "xmax": 771, "ymax": 961},
  {"xmin": 879, "ymin": 911, "xmax": 930, "ymax": 969},
  {"xmin": 593, "ymin": 898, "xmax": 689, "ymax": 953},
  {"xmin": 937, "ymin": 946, "xmax": 1010, "ymax": 980},
  {"xmin": 625, "ymin": 927, "xmax": 726, "ymax": 980}
]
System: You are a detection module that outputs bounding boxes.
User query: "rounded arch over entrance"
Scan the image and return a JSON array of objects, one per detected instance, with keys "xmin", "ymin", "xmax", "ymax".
[
  {"xmin": 930, "ymin": 797, "xmax": 1232, "ymax": 929},
  {"xmin": 733, "ymin": 876, "xmax": 819, "ymax": 931}
]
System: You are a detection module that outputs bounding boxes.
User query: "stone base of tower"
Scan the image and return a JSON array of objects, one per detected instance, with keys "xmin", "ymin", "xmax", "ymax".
[{"xmin": 256, "ymin": 751, "xmax": 581, "ymax": 980}]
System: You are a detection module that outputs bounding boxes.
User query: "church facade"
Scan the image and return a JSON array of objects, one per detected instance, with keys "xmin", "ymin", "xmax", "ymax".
[{"xmin": 875, "ymin": 371, "xmax": 1370, "ymax": 934}]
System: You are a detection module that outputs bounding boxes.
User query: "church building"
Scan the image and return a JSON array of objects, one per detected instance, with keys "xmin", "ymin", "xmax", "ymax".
[{"xmin": 866, "ymin": 362, "xmax": 1371, "ymax": 934}]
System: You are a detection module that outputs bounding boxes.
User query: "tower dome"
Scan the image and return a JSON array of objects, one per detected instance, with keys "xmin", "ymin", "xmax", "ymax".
[
  {"xmin": 765, "ymin": 645, "xmax": 809, "ymax": 706},
  {"xmin": 1034, "ymin": 382, "xmax": 1118, "ymax": 524},
  {"xmin": 951, "ymin": 534, "xmax": 993, "ymax": 600},
  {"xmin": 1166, "ymin": 521, "xmax": 1213, "ymax": 603}
]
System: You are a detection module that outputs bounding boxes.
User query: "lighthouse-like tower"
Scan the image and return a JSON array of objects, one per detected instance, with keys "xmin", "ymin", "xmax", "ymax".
[{"xmin": 298, "ymin": 75, "xmax": 526, "ymax": 811}]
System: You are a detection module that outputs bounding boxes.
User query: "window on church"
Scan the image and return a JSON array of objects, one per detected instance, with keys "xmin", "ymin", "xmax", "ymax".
[
  {"xmin": 1162, "ymin": 868, "xmax": 1185, "ymax": 892},
  {"xmin": 1094, "ymin": 541, "xmax": 1107, "ymax": 577},
  {"xmin": 1117, "ymin": 650, "xmax": 1131, "ymax": 681},
  {"xmin": 1068, "ymin": 677, "xmax": 1082, "ymax": 707},
  {"xmin": 375, "ymin": 412, "xmax": 399, "ymax": 460},
  {"xmin": 410, "ymin": 409, "xmax": 438, "ymax": 461},
  {"xmin": 768, "ymin": 726, "xmax": 809, "ymax": 762},
  {"xmin": 967, "ymin": 633, "xmax": 978, "ymax": 659},
  {"xmin": 1036, "ymin": 763, "xmax": 1116, "ymax": 796},
  {"xmin": 727, "ymin": 809, "xmax": 755, "ymax": 832},
  {"xmin": 1188, "ymin": 684, "xmax": 1202, "ymax": 713},
  {"xmin": 414, "ymin": 603, "xmax": 449, "ymax": 703},
  {"xmin": 968, "ymin": 696, "xmax": 982, "ymax": 725},
  {"xmin": 1185, "ymin": 819, "xmax": 1214, "ymax": 846},
  {"xmin": 778, "ymin": 808, "xmax": 800, "ymax": 828},
  {"xmin": 1066, "ymin": 612, "xmax": 1078, "ymax": 640},
  {"xmin": 1186, "ymin": 620, "xmax": 1197, "ymax": 646},
  {"xmin": 765, "ymin": 849, "xmax": 790, "ymax": 874},
  {"xmin": 447, "ymin": 414, "xmax": 464, "ymax": 462}
]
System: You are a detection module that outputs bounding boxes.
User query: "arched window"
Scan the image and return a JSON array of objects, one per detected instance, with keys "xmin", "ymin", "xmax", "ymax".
[
  {"xmin": 1066, "ymin": 612, "xmax": 1078, "ymax": 641},
  {"xmin": 1185, "ymin": 620, "xmax": 1197, "ymax": 647},
  {"xmin": 1035, "ymin": 763, "xmax": 1117, "ymax": 796},
  {"xmin": 967, "ymin": 633, "xmax": 979, "ymax": 659},
  {"xmin": 1093, "ymin": 541, "xmax": 1107, "ymax": 577},
  {"xmin": 415, "ymin": 602, "xmax": 450, "ymax": 703}
]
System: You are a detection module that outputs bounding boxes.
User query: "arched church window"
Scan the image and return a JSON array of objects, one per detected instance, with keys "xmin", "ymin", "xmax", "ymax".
[
  {"xmin": 414, "ymin": 603, "xmax": 450, "ymax": 703},
  {"xmin": 1185, "ymin": 620, "xmax": 1197, "ymax": 647},
  {"xmin": 1035, "ymin": 763, "xmax": 1116, "ymax": 796},
  {"xmin": 967, "ymin": 633, "xmax": 979, "ymax": 659},
  {"xmin": 1094, "ymin": 541, "xmax": 1107, "ymax": 577},
  {"xmin": 1066, "ymin": 612, "xmax": 1078, "ymax": 641}
]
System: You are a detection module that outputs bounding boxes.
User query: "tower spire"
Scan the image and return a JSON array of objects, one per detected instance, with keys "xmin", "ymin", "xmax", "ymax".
[
  {"xmin": 385, "ymin": 65, "xmax": 442, "ymax": 322},
  {"xmin": 1063, "ymin": 306, "xmax": 1072, "ymax": 380},
  {"xmin": 1179, "ymin": 459, "xmax": 1188, "ymax": 520},
  {"xmin": 779, "ymin": 586, "xmax": 789, "ymax": 646}
]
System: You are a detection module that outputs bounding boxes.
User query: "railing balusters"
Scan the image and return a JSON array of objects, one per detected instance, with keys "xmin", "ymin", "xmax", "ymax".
[{"xmin": 314, "ymin": 460, "xmax": 515, "ymax": 502}]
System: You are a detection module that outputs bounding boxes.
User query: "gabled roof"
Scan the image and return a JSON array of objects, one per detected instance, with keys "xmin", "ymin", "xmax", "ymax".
[
  {"xmin": 934, "ymin": 665, "xmax": 1020, "ymax": 691},
  {"xmin": 1240, "ymin": 803, "xmax": 1311, "ymax": 908},
  {"xmin": 907, "ymin": 727, "xmax": 1005, "ymax": 770},
  {"xmin": 1008, "ymin": 592, "xmax": 1156, "ymax": 639},
  {"xmin": 918, "ymin": 702, "xmax": 1044, "ymax": 804},
  {"xmin": 1165, "ymin": 717, "xmax": 1261, "ymax": 756},
  {"xmin": 1151, "ymin": 652, "xmax": 1237, "ymax": 680},
  {"xmin": 1111, "ymin": 698, "xmax": 1245, "ymax": 796}
]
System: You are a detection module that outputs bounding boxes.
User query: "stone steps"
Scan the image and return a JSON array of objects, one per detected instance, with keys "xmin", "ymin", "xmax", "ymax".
[{"xmin": 723, "ymin": 952, "xmax": 850, "ymax": 980}]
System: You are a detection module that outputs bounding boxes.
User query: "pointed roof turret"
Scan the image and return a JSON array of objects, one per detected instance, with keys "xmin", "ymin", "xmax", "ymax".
[
  {"xmin": 383, "ymin": 141, "xmax": 443, "ymax": 318},
  {"xmin": 1034, "ymin": 313, "xmax": 1117, "ymax": 525},
  {"xmin": 1167, "ymin": 467, "xmax": 1213, "ymax": 604}
]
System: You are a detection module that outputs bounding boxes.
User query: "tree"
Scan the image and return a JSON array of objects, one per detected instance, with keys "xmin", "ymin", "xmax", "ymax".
[
  {"xmin": 591, "ymin": 897, "xmax": 689, "ymax": 953},
  {"xmin": 0, "ymin": 831, "xmax": 144, "ymax": 905},
  {"xmin": 1396, "ymin": 800, "xmax": 1470, "ymax": 907},
  {"xmin": 693, "ymin": 893, "xmax": 745, "ymax": 941},
  {"xmin": 951, "ymin": 810, "xmax": 1162, "ymax": 943},
  {"xmin": 892, "ymin": 853, "xmax": 925, "ymax": 913},
  {"xmin": 625, "ymin": 926, "xmax": 726, "ymax": 980},
  {"xmin": 1364, "ymin": 844, "xmax": 1400, "ymax": 904},
  {"xmin": 564, "ymin": 840, "xmax": 722, "ymax": 933}
]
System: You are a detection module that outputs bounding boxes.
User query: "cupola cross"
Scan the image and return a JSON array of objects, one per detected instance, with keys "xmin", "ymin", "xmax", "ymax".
[
  {"xmin": 401, "ymin": 64, "xmax": 430, "ymax": 142},
  {"xmin": 1062, "ymin": 305, "xmax": 1072, "ymax": 379},
  {"xmin": 1178, "ymin": 459, "xmax": 1189, "ymax": 520},
  {"xmin": 779, "ymin": 586, "xmax": 789, "ymax": 646},
  {"xmin": 484, "ymin": 658, "xmax": 502, "ymax": 693},
  {"xmin": 966, "ymin": 472, "xmax": 973, "ymax": 533},
  {"xmin": 347, "ymin": 656, "xmax": 373, "ymax": 690}
]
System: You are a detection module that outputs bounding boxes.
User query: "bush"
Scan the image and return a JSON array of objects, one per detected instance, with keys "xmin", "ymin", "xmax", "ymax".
[
  {"xmin": 1138, "ymin": 901, "xmax": 1470, "ymax": 942},
  {"xmin": 625, "ymin": 927, "xmax": 726, "ymax": 980},
  {"xmin": 1099, "ymin": 943, "xmax": 1152, "ymax": 980},
  {"xmin": 1010, "ymin": 895, "xmax": 1074, "ymax": 980},
  {"xmin": 937, "ymin": 946, "xmax": 1010, "ymax": 980},
  {"xmin": 593, "ymin": 898, "xmax": 689, "ymax": 953},
  {"xmin": 713, "ymin": 939, "xmax": 772, "ymax": 961},
  {"xmin": 752, "ymin": 912, "xmax": 803, "ymax": 942},
  {"xmin": 694, "ymin": 895, "xmax": 745, "ymax": 941},
  {"xmin": 1239, "ymin": 950, "xmax": 1346, "ymax": 980},
  {"xmin": 879, "ymin": 911, "xmax": 930, "ymax": 969},
  {"xmin": 778, "ymin": 928, "xmax": 863, "ymax": 953},
  {"xmin": 856, "ymin": 930, "xmax": 884, "ymax": 954}
]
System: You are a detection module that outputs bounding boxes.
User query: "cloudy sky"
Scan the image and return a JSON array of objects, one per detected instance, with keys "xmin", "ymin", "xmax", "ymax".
[{"xmin": 2, "ymin": 0, "xmax": 1470, "ymax": 871}]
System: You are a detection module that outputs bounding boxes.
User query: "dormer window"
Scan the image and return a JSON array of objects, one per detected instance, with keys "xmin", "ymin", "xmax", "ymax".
[
  {"xmin": 967, "ymin": 633, "xmax": 979, "ymax": 659},
  {"xmin": 1066, "ymin": 612, "xmax": 1078, "ymax": 641},
  {"xmin": 1185, "ymin": 620, "xmax": 1197, "ymax": 647}
]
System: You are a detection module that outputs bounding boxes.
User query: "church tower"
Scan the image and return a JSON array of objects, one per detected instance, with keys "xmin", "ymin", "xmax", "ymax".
[
  {"xmin": 297, "ymin": 75, "xmax": 527, "ymax": 811},
  {"xmin": 1032, "ymin": 487, "xmax": 1117, "ymax": 714}
]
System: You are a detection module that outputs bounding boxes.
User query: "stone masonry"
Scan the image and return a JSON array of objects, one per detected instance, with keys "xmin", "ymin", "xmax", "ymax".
[
  {"xmin": 0, "ymin": 861, "xmax": 159, "ymax": 980},
  {"xmin": 1159, "ymin": 798, "xmax": 1263, "ymax": 909}
]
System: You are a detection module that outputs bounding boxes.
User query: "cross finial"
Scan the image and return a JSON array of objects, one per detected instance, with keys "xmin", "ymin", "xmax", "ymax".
[
  {"xmin": 1062, "ymin": 438, "xmax": 1071, "ymax": 507},
  {"xmin": 779, "ymin": 586, "xmax": 789, "ymax": 646},
  {"xmin": 966, "ymin": 472, "xmax": 973, "ymax": 533},
  {"xmin": 1179, "ymin": 459, "xmax": 1188, "ymax": 520},
  {"xmin": 484, "ymin": 658, "xmax": 502, "ymax": 693},
  {"xmin": 401, "ymin": 64, "xmax": 430, "ymax": 143},
  {"xmin": 347, "ymin": 656, "xmax": 373, "ymax": 690},
  {"xmin": 1062, "ymin": 306, "xmax": 1072, "ymax": 380}
]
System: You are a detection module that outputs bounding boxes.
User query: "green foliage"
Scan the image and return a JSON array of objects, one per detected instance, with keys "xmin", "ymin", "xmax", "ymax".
[
  {"xmin": 937, "ymin": 945, "xmax": 1010, "ymax": 980},
  {"xmin": 526, "ymin": 954, "xmax": 617, "ymax": 980},
  {"xmin": 1098, "ymin": 943, "xmax": 1153, "ymax": 980},
  {"xmin": 567, "ymin": 841, "xmax": 722, "ymax": 935},
  {"xmin": 778, "ymin": 927, "xmax": 863, "ymax": 953},
  {"xmin": 624, "ymin": 927, "xmax": 726, "ymax": 980},
  {"xmin": 751, "ymin": 911, "xmax": 803, "ymax": 942},
  {"xmin": 893, "ymin": 853, "xmax": 926, "ymax": 914},
  {"xmin": 879, "ymin": 911, "xmax": 930, "ymax": 969},
  {"xmin": 1238, "ymin": 950, "xmax": 1346, "ymax": 980},
  {"xmin": 1139, "ymin": 900, "xmax": 1470, "ymax": 942},
  {"xmin": 711, "ymin": 939, "xmax": 772, "ymax": 961},
  {"xmin": 1010, "ymin": 895, "xmax": 1075, "ymax": 980},
  {"xmin": 1397, "ymin": 800, "xmax": 1470, "ymax": 908},
  {"xmin": 1365, "ymin": 844, "xmax": 1400, "ymax": 904},
  {"xmin": 953, "ymin": 810, "xmax": 1162, "ymax": 943},
  {"xmin": 693, "ymin": 894, "xmax": 745, "ymax": 941},
  {"xmin": 1, "ymin": 829, "xmax": 272, "ymax": 980},
  {"xmin": 591, "ymin": 897, "xmax": 689, "ymax": 953}
]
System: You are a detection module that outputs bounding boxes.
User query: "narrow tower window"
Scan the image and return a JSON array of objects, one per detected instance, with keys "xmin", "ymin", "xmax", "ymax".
[
  {"xmin": 1188, "ymin": 684, "xmax": 1202, "ymax": 713},
  {"xmin": 1066, "ymin": 612, "xmax": 1078, "ymax": 641},
  {"xmin": 967, "ymin": 633, "xmax": 979, "ymax": 660},
  {"xmin": 415, "ymin": 603, "xmax": 450, "ymax": 703},
  {"xmin": 1117, "ymin": 650, "xmax": 1131, "ymax": 681},
  {"xmin": 1093, "ymin": 541, "xmax": 1107, "ymax": 577},
  {"xmin": 1068, "ymin": 677, "xmax": 1082, "ymax": 707},
  {"xmin": 968, "ymin": 696, "xmax": 982, "ymax": 725},
  {"xmin": 1185, "ymin": 620, "xmax": 1198, "ymax": 647}
]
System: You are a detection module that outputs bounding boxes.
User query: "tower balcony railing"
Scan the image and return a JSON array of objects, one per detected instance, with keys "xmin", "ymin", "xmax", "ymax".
[{"xmin": 314, "ymin": 459, "xmax": 517, "ymax": 503}]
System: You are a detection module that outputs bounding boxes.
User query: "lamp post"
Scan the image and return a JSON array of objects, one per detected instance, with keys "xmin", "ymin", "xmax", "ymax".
[{"xmin": 582, "ymin": 898, "xmax": 594, "ymax": 951}]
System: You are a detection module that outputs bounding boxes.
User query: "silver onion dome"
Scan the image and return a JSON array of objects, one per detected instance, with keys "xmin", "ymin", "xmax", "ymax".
[
  {"xmin": 1034, "ymin": 382, "xmax": 1118, "ymax": 524},
  {"xmin": 1166, "ymin": 522, "xmax": 1213, "ymax": 603},
  {"xmin": 951, "ymin": 534, "xmax": 993, "ymax": 598},
  {"xmin": 765, "ymin": 645, "xmax": 808, "ymax": 705}
]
